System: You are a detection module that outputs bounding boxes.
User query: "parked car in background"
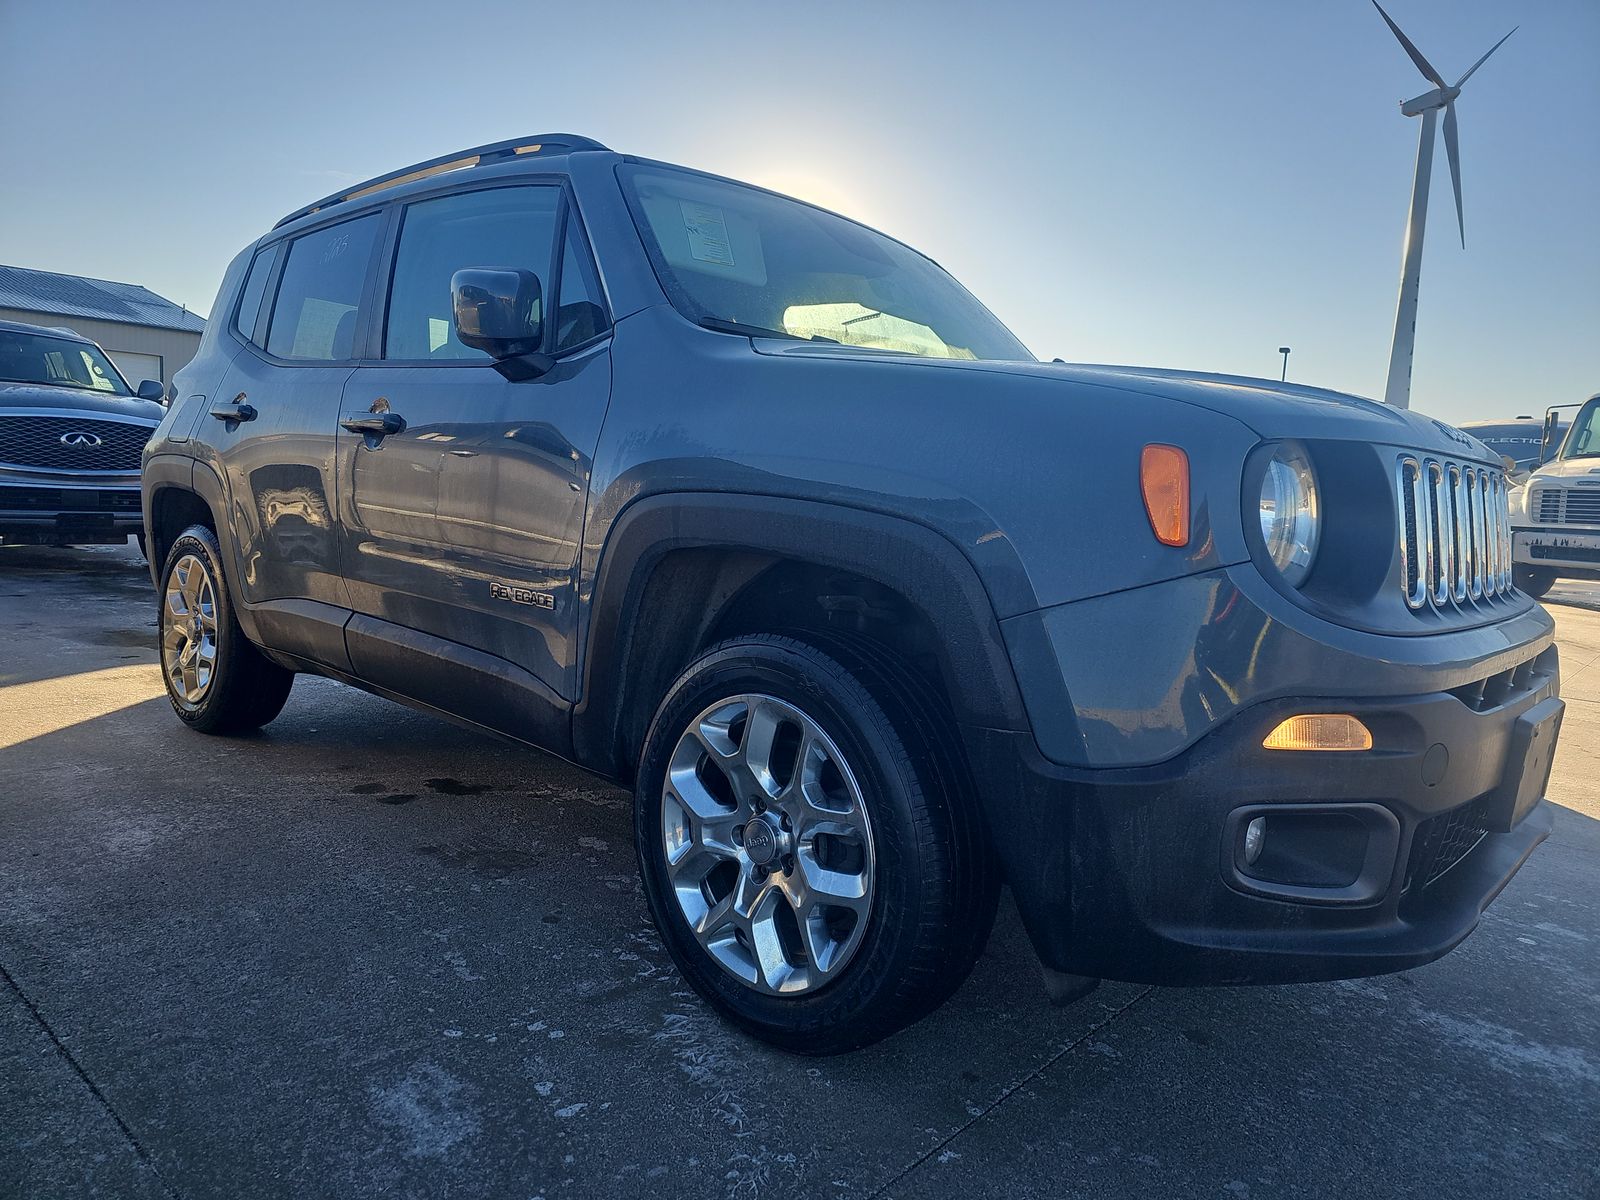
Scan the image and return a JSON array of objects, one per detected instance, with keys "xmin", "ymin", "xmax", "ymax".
[
  {"xmin": 142, "ymin": 135, "xmax": 1561, "ymax": 1053},
  {"xmin": 1462, "ymin": 416, "xmax": 1568, "ymax": 483},
  {"xmin": 0, "ymin": 318, "xmax": 164, "ymax": 551},
  {"xmin": 1510, "ymin": 392, "xmax": 1600, "ymax": 598}
]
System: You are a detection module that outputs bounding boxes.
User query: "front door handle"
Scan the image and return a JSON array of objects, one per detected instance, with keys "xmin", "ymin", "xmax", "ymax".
[
  {"xmin": 210, "ymin": 394, "xmax": 256, "ymax": 423},
  {"xmin": 340, "ymin": 412, "xmax": 406, "ymax": 437}
]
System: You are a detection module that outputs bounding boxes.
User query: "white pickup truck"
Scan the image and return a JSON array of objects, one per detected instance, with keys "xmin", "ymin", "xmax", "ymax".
[{"xmin": 1511, "ymin": 392, "xmax": 1600, "ymax": 598}]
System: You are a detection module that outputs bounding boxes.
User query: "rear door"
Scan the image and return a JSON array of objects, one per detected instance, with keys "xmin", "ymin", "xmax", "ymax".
[
  {"xmin": 209, "ymin": 212, "xmax": 383, "ymax": 631},
  {"xmin": 336, "ymin": 181, "xmax": 612, "ymax": 710}
]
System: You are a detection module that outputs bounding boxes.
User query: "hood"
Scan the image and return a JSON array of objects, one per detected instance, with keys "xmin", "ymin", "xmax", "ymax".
[
  {"xmin": 749, "ymin": 343, "xmax": 1493, "ymax": 462},
  {"xmin": 1526, "ymin": 455, "xmax": 1600, "ymax": 484},
  {"xmin": 0, "ymin": 380, "xmax": 165, "ymax": 421}
]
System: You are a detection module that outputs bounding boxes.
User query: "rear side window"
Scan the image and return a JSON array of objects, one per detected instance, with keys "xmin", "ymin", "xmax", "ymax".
[
  {"xmin": 384, "ymin": 186, "xmax": 561, "ymax": 362},
  {"xmin": 266, "ymin": 215, "xmax": 381, "ymax": 361},
  {"xmin": 233, "ymin": 247, "xmax": 276, "ymax": 344}
]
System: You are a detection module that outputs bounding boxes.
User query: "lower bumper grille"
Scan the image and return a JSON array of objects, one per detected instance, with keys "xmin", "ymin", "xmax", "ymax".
[
  {"xmin": 1530, "ymin": 543, "xmax": 1600, "ymax": 563},
  {"xmin": 1405, "ymin": 798, "xmax": 1490, "ymax": 893},
  {"xmin": 0, "ymin": 486, "xmax": 141, "ymax": 514}
]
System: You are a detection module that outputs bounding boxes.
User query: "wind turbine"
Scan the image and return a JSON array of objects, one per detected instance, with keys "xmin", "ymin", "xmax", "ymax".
[{"xmin": 1371, "ymin": 1, "xmax": 1516, "ymax": 409}]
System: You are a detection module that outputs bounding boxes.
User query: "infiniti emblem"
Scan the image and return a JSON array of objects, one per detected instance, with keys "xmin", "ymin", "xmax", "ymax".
[{"xmin": 59, "ymin": 431, "xmax": 103, "ymax": 447}]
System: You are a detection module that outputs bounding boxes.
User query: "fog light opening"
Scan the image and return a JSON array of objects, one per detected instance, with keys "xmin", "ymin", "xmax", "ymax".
[
  {"xmin": 1243, "ymin": 816, "xmax": 1267, "ymax": 867},
  {"xmin": 1262, "ymin": 714, "xmax": 1373, "ymax": 752}
]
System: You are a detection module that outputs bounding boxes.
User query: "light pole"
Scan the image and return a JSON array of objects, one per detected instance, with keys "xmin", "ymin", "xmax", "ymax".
[{"xmin": 1279, "ymin": 346, "xmax": 1291, "ymax": 382}]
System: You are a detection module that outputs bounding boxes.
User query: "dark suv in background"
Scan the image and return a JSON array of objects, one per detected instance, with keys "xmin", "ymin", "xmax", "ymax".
[
  {"xmin": 142, "ymin": 135, "xmax": 1561, "ymax": 1052},
  {"xmin": 0, "ymin": 318, "xmax": 165, "ymax": 549}
]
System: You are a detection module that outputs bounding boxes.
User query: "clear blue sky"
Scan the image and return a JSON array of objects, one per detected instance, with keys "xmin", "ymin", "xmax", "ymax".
[{"xmin": 1, "ymin": 0, "xmax": 1594, "ymax": 423}]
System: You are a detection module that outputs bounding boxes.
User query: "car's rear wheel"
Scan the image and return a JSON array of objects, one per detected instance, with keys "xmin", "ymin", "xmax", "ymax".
[
  {"xmin": 635, "ymin": 634, "xmax": 997, "ymax": 1054},
  {"xmin": 158, "ymin": 524, "xmax": 294, "ymax": 733},
  {"xmin": 1514, "ymin": 565, "xmax": 1557, "ymax": 599}
]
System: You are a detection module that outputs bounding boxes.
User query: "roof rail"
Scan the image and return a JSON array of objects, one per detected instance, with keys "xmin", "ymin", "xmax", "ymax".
[{"xmin": 272, "ymin": 133, "xmax": 611, "ymax": 229}]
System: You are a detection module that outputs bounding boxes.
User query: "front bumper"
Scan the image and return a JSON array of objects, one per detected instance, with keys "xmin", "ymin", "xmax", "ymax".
[
  {"xmin": 971, "ymin": 642, "xmax": 1561, "ymax": 985},
  {"xmin": 1513, "ymin": 527, "xmax": 1600, "ymax": 576},
  {"xmin": 0, "ymin": 479, "xmax": 144, "ymax": 544}
]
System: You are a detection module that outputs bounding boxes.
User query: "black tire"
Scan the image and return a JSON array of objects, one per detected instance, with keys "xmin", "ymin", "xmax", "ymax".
[
  {"xmin": 157, "ymin": 524, "xmax": 294, "ymax": 734},
  {"xmin": 134, "ymin": 530, "xmax": 148, "ymax": 561},
  {"xmin": 635, "ymin": 633, "xmax": 999, "ymax": 1054},
  {"xmin": 1514, "ymin": 565, "xmax": 1557, "ymax": 600}
]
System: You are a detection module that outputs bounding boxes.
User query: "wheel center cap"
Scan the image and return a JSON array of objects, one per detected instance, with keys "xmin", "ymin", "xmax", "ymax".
[{"xmin": 744, "ymin": 815, "xmax": 781, "ymax": 866}]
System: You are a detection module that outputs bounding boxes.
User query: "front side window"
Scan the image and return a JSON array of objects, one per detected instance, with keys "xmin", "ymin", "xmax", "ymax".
[
  {"xmin": 552, "ymin": 218, "xmax": 610, "ymax": 353},
  {"xmin": 265, "ymin": 214, "xmax": 381, "ymax": 361},
  {"xmin": 620, "ymin": 163, "xmax": 1032, "ymax": 362},
  {"xmin": 385, "ymin": 186, "xmax": 561, "ymax": 361},
  {"xmin": 1559, "ymin": 400, "xmax": 1600, "ymax": 460},
  {"xmin": 0, "ymin": 329, "xmax": 130, "ymax": 394}
]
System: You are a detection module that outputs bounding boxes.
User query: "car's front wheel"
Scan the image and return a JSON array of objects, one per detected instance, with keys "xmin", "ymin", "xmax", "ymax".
[
  {"xmin": 158, "ymin": 524, "xmax": 294, "ymax": 734},
  {"xmin": 1514, "ymin": 565, "xmax": 1557, "ymax": 599},
  {"xmin": 635, "ymin": 634, "xmax": 997, "ymax": 1054}
]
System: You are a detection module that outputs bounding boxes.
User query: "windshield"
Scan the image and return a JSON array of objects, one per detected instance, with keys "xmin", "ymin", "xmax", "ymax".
[
  {"xmin": 0, "ymin": 328, "xmax": 131, "ymax": 395},
  {"xmin": 1558, "ymin": 400, "xmax": 1600, "ymax": 460},
  {"xmin": 621, "ymin": 164, "xmax": 1033, "ymax": 362}
]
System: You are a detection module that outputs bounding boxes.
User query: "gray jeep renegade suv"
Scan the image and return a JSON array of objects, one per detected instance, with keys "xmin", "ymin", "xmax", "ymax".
[{"xmin": 142, "ymin": 134, "xmax": 1561, "ymax": 1053}]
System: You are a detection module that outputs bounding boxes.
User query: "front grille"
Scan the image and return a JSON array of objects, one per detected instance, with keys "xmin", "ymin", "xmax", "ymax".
[
  {"xmin": 1405, "ymin": 798, "xmax": 1490, "ymax": 893},
  {"xmin": 0, "ymin": 415, "xmax": 153, "ymax": 472},
  {"xmin": 1533, "ymin": 486, "xmax": 1600, "ymax": 527},
  {"xmin": 0, "ymin": 485, "xmax": 141, "ymax": 514},
  {"xmin": 1395, "ymin": 456, "xmax": 1512, "ymax": 611}
]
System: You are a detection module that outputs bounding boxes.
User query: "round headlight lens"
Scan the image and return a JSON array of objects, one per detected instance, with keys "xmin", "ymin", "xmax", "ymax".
[{"xmin": 1258, "ymin": 444, "xmax": 1320, "ymax": 587}]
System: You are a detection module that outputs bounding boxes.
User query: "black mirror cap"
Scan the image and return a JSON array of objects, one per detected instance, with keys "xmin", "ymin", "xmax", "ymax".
[
  {"xmin": 451, "ymin": 267, "xmax": 543, "ymax": 359},
  {"xmin": 136, "ymin": 379, "xmax": 165, "ymax": 402}
]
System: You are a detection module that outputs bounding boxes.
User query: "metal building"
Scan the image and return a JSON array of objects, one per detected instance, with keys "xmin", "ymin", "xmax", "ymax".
[{"xmin": 0, "ymin": 264, "xmax": 205, "ymax": 395}]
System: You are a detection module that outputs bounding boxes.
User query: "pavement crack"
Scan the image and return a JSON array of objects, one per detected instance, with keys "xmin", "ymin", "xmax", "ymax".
[
  {"xmin": 864, "ymin": 985, "xmax": 1156, "ymax": 1199},
  {"xmin": 0, "ymin": 958, "xmax": 181, "ymax": 1200}
]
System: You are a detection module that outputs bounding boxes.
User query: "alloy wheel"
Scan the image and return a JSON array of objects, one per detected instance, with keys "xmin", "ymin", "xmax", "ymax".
[
  {"xmin": 661, "ymin": 693, "xmax": 876, "ymax": 995},
  {"xmin": 162, "ymin": 553, "xmax": 219, "ymax": 708}
]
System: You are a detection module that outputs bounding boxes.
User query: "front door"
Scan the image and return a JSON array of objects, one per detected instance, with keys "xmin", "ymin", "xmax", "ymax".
[{"xmin": 336, "ymin": 183, "xmax": 612, "ymax": 705}]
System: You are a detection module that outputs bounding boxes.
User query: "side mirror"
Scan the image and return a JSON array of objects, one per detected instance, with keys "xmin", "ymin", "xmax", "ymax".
[
  {"xmin": 451, "ymin": 268, "xmax": 542, "ymax": 359},
  {"xmin": 136, "ymin": 379, "xmax": 165, "ymax": 402},
  {"xmin": 1541, "ymin": 411, "xmax": 1560, "ymax": 462}
]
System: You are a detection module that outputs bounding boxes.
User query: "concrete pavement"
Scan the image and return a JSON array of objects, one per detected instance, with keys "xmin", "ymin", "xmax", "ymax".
[{"xmin": 2, "ymin": 542, "xmax": 1597, "ymax": 1199}]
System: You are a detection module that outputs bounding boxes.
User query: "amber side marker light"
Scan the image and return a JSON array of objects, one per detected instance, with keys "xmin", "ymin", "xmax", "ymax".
[
  {"xmin": 1263, "ymin": 714, "xmax": 1374, "ymax": 752},
  {"xmin": 1140, "ymin": 444, "xmax": 1190, "ymax": 547}
]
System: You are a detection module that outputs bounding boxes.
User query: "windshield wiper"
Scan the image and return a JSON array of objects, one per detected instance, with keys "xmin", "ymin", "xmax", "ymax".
[{"xmin": 696, "ymin": 317, "xmax": 838, "ymax": 345}]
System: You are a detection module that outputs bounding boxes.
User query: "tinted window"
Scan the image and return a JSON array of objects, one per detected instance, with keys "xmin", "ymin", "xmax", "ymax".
[
  {"xmin": 234, "ymin": 247, "xmax": 275, "ymax": 344},
  {"xmin": 266, "ymin": 215, "xmax": 380, "ymax": 361},
  {"xmin": 385, "ymin": 186, "xmax": 561, "ymax": 361},
  {"xmin": 553, "ymin": 217, "xmax": 610, "ymax": 353}
]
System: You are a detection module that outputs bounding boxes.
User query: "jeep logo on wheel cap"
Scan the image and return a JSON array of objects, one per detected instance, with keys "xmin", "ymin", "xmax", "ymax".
[
  {"xmin": 743, "ymin": 818, "xmax": 778, "ymax": 865},
  {"xmin": 59, "ymin": 431, "xmax": 103, "ymax": 447}
]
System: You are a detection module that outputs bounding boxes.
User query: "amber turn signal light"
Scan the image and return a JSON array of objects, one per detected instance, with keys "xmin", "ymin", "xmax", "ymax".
[
  {"xmin": 1140, "ymin": 444, "xmax": 1190, "ymax": 547},
  {"xmin": 1262, "ymin": 714, "xmax": 1374, "ymax": 752}
]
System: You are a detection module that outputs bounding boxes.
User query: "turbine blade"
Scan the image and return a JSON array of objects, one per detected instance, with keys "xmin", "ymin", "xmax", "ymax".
[
  {"xmin": 1371, "ymin": 0, "xmax": 1446, "ymax": 87},
  {"xmin": 1455, "ymin": 26, "xmax": 1518, "ymax": 87},
  {"xmin": 1443, "ymin": 102, "xmax": 1465, "ymax": 247}
]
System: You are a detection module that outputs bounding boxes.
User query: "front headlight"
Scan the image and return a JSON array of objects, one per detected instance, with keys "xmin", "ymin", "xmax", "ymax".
[{"xmin": 1258, "ymin": 443, "xmax": 1320, "ymax": 587}]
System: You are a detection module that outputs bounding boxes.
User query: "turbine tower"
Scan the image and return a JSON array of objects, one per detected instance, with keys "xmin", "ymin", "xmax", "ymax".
[{"xmin": 1371, "ymin": 1, "xmax": 1515, "ymax": 409}]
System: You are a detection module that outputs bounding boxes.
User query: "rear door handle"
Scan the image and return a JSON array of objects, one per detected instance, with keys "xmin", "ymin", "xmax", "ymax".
[
  {"xmin": 210, "ymin": 395, "xmax": 256, "ymax": 423},
  {"xmin": 340, "ymin": 412, "xmax": 406, "ymax": 437}
]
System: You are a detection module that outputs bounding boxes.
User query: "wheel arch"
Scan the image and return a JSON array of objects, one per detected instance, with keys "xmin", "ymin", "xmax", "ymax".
[{"xmin": 572, "ymin": 493, "xmax": 1030, "ymax": 783}]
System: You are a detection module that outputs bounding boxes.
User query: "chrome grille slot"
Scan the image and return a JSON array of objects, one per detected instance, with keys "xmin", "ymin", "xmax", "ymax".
[{"xmin": 1396, "ymin": 455, "xmax": 1511, "ymax": 613}]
